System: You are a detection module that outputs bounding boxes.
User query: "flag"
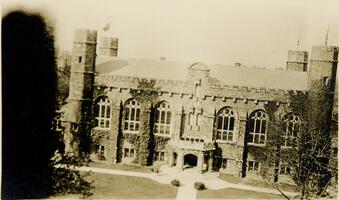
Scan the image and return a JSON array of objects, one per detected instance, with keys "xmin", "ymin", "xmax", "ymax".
[{"xmin": 103, "ymin": 23, "xmax": 110, "ymax": 32}]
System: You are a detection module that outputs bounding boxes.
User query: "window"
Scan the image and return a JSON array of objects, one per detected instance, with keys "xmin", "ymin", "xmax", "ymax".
[
  {"xmin": 95, "ymin": 145, "xmax": 105, "ymax": 159},
  {"xmin": 282, "ymin": 114, "xmax": 300, "ymax": 147},
  {"xmin": 323, "ymin": 76, "xmax": 329, "ymax": 85},
  {"xmin": 78, "ymin": 56, "xmax": 82, "ymax": 63},
  {"xmin": 124, "ymin": 99, "xmax": 141, "ymax": 133},
  {"xmin": 221, "ymin": 158, "xmax": 228, "ymax": 169},
  {"xmin": 124, "ymin": 148, "xmax": 135, "ymax": 158},
  {"xmin": 154, "ymin": 151, "xmax": 166, "ymax": 162},
  {"xmin": 279, "ymin": 164, "xmax": 291, "ymax": 175},
  {"xmin": 95, "ymin": 96, "xmax": 111, "ymax": 129},
  {"xmin": 216, "ymin": 107, "xmax": 236, "ymax": 142},
  {"xmin": 248, "ymin": 110, "xmax": 267, "ymax": 145},
  {"xmin": 154, "ymin": 102, "xmax": 172, "ymax": 135},
  {"xmin": 215, "ymin": 156, "xmax": 228, "ymax": 169},
  {"xmin": 248, "ymin": 160, "xmax": 260, "ymax": 172}
]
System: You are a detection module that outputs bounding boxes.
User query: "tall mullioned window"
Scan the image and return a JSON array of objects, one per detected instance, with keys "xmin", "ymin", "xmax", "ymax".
[
  {"xmin": 282, "ymin": 114, "xmax": 300, "ymax": 147},
  {"xmin": 248, "ymin": 110, "xmax": 267, "ymax": 145},
  {"xmin": 95, "ymin": 96, "xmax": 111, "ymax": 129},
  {"xmin": 216, "ymin": 107, "xmax": 236, "ymax": 142},
  {"xmin": 124, "ymin": 99, "xmax": 141, "ymax": 133},
  {"xmin": 154, "ymin": 101, "xmax": 172, "ymax": 135}
]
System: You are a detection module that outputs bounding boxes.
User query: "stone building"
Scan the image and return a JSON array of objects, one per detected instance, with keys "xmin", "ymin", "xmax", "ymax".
[{"xmin": 61, "ymin": 29, "xmax": 338, "ymax": 182}]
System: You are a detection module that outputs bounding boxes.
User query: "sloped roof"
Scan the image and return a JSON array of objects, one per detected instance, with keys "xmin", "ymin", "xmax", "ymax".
[
  {"xmin": 209, "ymin": 65, "xmax": 308, "ymax": 90},
  {"xmin": 95, "ymin": 57, "xmax": 308, "ymax": 90},
  {"xmin": 96, "ymin": 57, "xmax": 188, "ymax": 80}
]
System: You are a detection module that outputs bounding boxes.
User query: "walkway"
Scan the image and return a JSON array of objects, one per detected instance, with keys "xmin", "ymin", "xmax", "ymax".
[{"xmin": 75, "ymin": 165, "xmax": 298, "ymax": 200}]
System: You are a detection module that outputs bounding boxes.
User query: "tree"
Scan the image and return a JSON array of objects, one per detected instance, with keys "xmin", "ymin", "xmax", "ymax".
[{"xmin": 264, "ymin": 83, "xmax": 336, "ymax": 199}]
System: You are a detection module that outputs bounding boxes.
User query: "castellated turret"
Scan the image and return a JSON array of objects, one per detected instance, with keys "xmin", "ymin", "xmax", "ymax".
[
  {"xmin": 98, "ymin": 36, "xmax": 118, "ymax": 57},
  {"xmin": 286, "ymin": 50, "xmax": 308, "ymax": 72},
  {"xmin": 308, "ymin": 46, "xmax": 338, "ymax": 91},
  {"xmin": 63, "ymin": 29, "xmax": 97, "ymax": 155}
]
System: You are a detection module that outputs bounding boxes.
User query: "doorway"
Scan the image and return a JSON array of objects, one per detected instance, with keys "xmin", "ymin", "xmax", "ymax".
[{"xmin": 184, "ymin": 154, "xmax": 198, "ymax": 167}]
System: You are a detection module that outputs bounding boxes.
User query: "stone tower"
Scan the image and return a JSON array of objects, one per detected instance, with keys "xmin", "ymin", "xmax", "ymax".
[
  {"xmin": 308, "ymin": 46, "xmax": 338, "ymax": 91},
  {"xmin": 63, "ymin": 29, "xmax": 98, "ymax": 155},
  {"xmin": 286, "ymin": 50, "xmax": 308, "ymax": 72},
  {"xmin": 98, "ymin": 36, "xmax": 118, "ymax": 57}
]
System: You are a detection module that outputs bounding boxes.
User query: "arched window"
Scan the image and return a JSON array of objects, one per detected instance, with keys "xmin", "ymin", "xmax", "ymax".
[
  {"xmin": 95, "ymin": 96, "xmax": 111, "ymax": 129},
  {"xmin": 282, "ymin": 114, "xmax": 300, "ymax": 147},
  {"xmin": 216, "ymin": 107, "xmax": 236, "ymax": 142},
  {"xmin": 154, "ymin": 102, "xmax": 172, "ymax": 135},
  {"xmin": 248, "ymin": 110, "xmax": 267, "ymax": 145},
  {"xmin": 124, "ymin": 99, "xmax": 141, "ymax": 133}
]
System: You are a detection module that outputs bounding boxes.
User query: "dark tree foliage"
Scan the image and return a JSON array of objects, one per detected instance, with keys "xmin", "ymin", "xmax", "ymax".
[
  {"xmin": 50, "ymin": 152, "xmax": 93, "ymax": 198},
  {"xmin": 56, "ymin": 56, "xmax": 71, "ymax": 108},
  {"xmin": 2, "ymin": 11, "xmax": 56, "ymax": 199},
  {"xmin": 2, "ymin": 10, "xmax": 93, "ymax": 199},
  {"xmin": 264, "ymin": 83, "xmax": 336, "ymax": 199}
]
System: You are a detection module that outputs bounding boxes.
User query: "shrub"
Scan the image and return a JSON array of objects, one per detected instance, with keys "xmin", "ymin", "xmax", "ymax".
[
  {"xmin": 194, "ymin": 182, "xmax": 205, "ymax": 190},
  {"xmin": 171, "ymin": 179, "xmax": 180, "ymax": 187}
]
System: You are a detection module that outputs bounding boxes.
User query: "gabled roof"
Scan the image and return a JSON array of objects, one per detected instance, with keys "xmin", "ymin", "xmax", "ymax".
[{"xmin": 95, "ymin": 57, "xmax": 308, "ymax": 90}]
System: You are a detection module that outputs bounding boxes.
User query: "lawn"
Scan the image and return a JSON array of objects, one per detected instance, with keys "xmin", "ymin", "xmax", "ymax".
[
  {"xmin": 218, "ymin": 173, "xmax": 242, "ymax": 184},
  {"xmin": 218, "ymin": 174, "xmax": 297, "ymax": 193},
  {"xmin": 87, "ymin": 173, "xmax": 178, "ymax": 199},
  {"xmin": 88, "ymin": 161, "xmax": 152, "ymax": 173},
  {"xmin": 197, "ymin": 188, "xmax": 284, "ymax": 199}
]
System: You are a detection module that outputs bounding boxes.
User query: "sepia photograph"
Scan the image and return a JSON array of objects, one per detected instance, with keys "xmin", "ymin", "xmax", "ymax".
[{"xmin": 2, "ymin": 0, "xmax": 339, "ymax": 199}]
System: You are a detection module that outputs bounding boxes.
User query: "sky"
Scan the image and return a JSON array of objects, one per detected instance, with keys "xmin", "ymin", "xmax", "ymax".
[{"xmin": 3, "ymin": 0, "xmax": 339, "ymax": 69}]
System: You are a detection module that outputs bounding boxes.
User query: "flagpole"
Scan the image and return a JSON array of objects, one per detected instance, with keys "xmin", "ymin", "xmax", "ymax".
[{"xmin": 325, "ymin": 22, "xmax": 329, "ymax": 46}]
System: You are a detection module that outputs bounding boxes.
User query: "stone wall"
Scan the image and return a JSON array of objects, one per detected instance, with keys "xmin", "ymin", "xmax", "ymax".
[{"xmin": 90, "ymin": 69, "xmax": 302, "ymax": 178}]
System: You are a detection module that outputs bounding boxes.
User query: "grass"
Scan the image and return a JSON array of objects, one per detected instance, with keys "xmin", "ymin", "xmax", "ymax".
[
  {"xmin": 197, "ymin": 188, "xmax": 285, "ymax": 199},
  {"xmin": 87, "ymin": 173, "xmax": 178, "ymax": 199},
  {"xmin": 218, "ymin": 173, "xmax": 242, "ymax": 184},
  {"xmin": 88, "ymin": 161, "xmax": 152, "ymax": 173},
  {"xmin": 218, "ymin": 174, "xmax": 297, "ymax": 193}
]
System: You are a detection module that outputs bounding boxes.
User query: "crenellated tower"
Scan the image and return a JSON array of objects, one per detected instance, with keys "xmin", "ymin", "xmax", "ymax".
[
  {"xmin": 63, "ymin": 29, "xmax": 98, "ymax": 155},
  {"xmin": 308, "ymin": 46, "xmax": 338, "ymax": 91},
  {"xmin": 286, "ymin": 50, "xmax": 308, "ymax": 72},
  {"xmin": 98, "ymin": 36, "xmax": 118, "ymax": 57}
]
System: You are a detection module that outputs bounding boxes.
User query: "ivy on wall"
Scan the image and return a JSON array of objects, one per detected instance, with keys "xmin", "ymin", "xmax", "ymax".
[
  {"xmin": 123, "ymin": 133, "xmax": 141, "ymax": 163},
  {"xmin": 127, "ymin": 79, "xmax": 160, "ymax": 166},
  {"xmin": 90, "ymin": 129, "xmax": 110, "ymax": 152},
  {"xmin": 154, "ymin": 136, "xmax": 170, "ymax": 150}
]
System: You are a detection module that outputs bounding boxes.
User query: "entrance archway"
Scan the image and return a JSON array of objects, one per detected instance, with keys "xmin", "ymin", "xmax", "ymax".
[{"xmin": 184, "ymin": 154, "xmax": 198, "ymax": 167}]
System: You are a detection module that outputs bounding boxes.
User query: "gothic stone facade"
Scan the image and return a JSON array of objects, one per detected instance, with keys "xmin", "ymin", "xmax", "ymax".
[{"xmin": 61, "ymin": 29, "xmax": 338, "ymax": 182}]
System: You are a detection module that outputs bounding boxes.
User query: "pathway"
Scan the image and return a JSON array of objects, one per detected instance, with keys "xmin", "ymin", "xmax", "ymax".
[{"xmin": 75, "ymin": 165, "xmax": 298, "ymax": 200}]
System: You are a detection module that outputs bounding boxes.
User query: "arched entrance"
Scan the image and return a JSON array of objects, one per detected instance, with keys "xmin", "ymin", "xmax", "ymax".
[{"xmin": 184, "ymin": 154, "xmax": 198, "ymax": 167}]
